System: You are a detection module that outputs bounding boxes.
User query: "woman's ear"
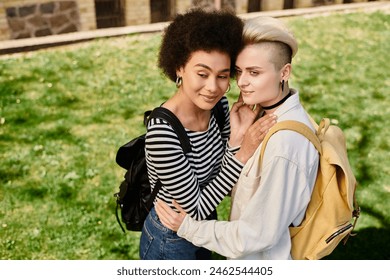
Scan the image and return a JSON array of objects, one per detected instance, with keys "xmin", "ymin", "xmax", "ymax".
[
  {"xmin": 176, "ymin": 67, "xmax": 184, "ymax": 78},
  {"xmin": 281, "ymin": 63, "xmax": 292, "ymax": 81}
]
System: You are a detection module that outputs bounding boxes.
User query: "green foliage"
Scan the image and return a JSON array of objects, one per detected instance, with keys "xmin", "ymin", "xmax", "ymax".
[{"xmin": 0, "ymin": 12, "xmax": 389, "ymax": 260}]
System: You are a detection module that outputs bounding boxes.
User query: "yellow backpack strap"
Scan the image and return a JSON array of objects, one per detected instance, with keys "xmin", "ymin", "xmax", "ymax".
[{"xmin": 259, "ymin": 120, "xmax": 322, "ymax": 167}]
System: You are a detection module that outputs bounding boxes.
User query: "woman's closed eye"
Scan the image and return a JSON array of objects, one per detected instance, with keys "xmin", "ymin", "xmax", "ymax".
[
  {"xmin": 198, "ymin": 72, "xmax": 208, "ymax": 78},
  {"xmin": 218, "ymin": 75, "xmax": 229, "ymax": 79}
]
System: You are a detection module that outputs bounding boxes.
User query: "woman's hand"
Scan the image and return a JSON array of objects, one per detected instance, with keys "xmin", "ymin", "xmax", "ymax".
[
  {"xmin": 229, "ymin": 93, "xmax": 260, "ymax": 147},
  {"xmin": 234, "ymin": 113, "xmax": 277, "ymax": 164},
  {"xmin": 155, "ymin": 199, "xmax": 187, "ymax": 232}
]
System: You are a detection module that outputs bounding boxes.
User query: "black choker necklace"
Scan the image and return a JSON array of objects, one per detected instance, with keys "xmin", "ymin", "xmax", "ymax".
[{"xmin": 262, "ymin": 91, "xmax": 292, "ymax": 110}]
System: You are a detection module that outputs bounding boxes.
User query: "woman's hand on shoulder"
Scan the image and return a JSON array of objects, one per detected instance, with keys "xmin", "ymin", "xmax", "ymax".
[{"xmin": 234, "ymin": 113, "xmax": 277, "ymax": 164}]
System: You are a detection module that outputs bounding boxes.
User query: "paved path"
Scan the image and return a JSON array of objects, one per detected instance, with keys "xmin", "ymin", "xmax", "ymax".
[{"xmin": 0, "ymin": 1, "xmax": 389, "ymax": 55}]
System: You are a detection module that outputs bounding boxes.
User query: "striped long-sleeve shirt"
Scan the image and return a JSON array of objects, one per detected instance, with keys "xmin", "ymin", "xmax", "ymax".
[{"xmin": 145, "ymin": 97, "xmax": 244, "ymax": 221}]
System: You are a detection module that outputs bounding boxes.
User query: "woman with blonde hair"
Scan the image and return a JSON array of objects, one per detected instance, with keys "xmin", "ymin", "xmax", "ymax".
[
  {"xmin": 140, "ymin": 10, "xmax": 277, "ymax": 260},
  {"xmin": 156, "ymin": 16, "xmax": 319, "ymax": 260}
]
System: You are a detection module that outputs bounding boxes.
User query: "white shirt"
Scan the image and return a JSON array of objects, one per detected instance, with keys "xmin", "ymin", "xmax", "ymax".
[{"xmin": 177, "ymin": 90, "xmax": 319, "ymax": 259}]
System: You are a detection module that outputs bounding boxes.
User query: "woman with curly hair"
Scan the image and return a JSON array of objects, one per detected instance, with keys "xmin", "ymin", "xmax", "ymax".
[{"xmin": 139, "ymin": 9, "xmax": 276, "ymax": 260}]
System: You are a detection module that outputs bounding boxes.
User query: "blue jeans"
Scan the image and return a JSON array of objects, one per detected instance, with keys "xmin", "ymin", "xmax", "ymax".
[{"xmin": 139, "ymin": 207, "xmax": 215, "ymax": 260}]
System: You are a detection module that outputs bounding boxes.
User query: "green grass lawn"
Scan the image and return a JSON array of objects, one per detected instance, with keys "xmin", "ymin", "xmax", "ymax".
[{"xmin": 0, "ymin": 11, "xmax": 389, "ymax": 260}]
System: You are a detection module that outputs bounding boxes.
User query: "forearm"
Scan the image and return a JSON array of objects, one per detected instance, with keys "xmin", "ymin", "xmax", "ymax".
[{"xmin": 178, "ymin": 215, "xmax": 247, "ymax": 259}]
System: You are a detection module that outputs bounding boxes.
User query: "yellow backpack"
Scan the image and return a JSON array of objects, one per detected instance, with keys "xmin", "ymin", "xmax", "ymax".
[{"xmin": 259, "ymin": 118, "xmax": 360, "ymax": 260}]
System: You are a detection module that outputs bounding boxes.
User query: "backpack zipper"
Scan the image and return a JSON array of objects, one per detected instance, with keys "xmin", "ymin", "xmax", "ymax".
[{"xmin": 325, "ymin": 223, "xmax": 353, "ymax": 244}]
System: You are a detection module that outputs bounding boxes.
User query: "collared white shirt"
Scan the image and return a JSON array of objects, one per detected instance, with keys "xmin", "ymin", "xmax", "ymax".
[{"xmin": 177, "ymin": 90, "xmax": 319, "ymax": 259}]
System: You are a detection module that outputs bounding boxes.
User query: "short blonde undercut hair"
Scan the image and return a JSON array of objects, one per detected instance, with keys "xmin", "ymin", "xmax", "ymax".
[{"xmin": 243, "ymin": 16, "xmax": 298, "ymax": 69}]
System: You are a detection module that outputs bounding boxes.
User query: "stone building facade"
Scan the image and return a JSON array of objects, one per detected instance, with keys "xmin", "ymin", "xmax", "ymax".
[
  {"xmin": 0, "ymin": 0, "xmax": 375, "ymax": 41},
  {"xmin": 0, "ymin": 0, "xmax": 96, "ymax": 40}
]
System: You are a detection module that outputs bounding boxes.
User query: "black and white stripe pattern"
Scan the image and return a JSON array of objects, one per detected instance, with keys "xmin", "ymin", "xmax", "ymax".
[{"xmin": 145, "ymin": 97, "xmax": 243, "ymax": 220}]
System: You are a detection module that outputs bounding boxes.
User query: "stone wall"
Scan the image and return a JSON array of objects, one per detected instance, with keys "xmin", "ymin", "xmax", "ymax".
[
  {"xmin": 5, "ymin": 1, "xmax": 80, "ymax": 39},
  {"xmin": 176, "ymin": 0, "xmax": 192, "ymax": 14},
  {"xmin": 235, "ymin": 0, "xmax": 248, "ymax": 14},
  {"xmin": 262, "ymin": 0, "xmax": 284, "ymax": 11},
  {"xmin": 0, "ymin": 0, "xmax": 376, "ymax": 41},
  {"xmin": 192, "ymin": 0, "xmax": 236, "ymax": 11},
  {"xmin": 125, "ymin": 0, "xmax": 150, "ymax": 25},
  {"xmin": 0, "ymin": 0, "xmax": 95, "ymax": 40},
  {"xmin": 77, "ymin": 0, "xmax": 96, "ymax": 31}
]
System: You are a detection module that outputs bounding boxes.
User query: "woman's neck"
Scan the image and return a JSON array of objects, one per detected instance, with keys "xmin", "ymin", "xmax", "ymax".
[
  {"xmin": 262, "ymin": 89, "xmax": 292, "ymax": 113},
  {"xmin": 164, "ymin": 92, "xmax": 210, "ymax": 132}
]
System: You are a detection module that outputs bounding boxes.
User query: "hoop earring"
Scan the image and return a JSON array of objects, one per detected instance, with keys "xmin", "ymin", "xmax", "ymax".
[
  {"xmin": 226, "ymin": 84, "xmax": 231, "ymax": 93},
  {"xmin": 281, "ymin": 80, "xmax": 285, "ymax": 93},
  {"xmin": 176, "ymin": 76, "xmax": 182, "ymax": 88}
]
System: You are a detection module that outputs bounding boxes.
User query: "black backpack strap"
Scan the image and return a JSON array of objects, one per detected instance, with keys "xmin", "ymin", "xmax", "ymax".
[
  {"xmin": 143, "ymin": 107, "xmax": 191, "ymax": 211},
  {"xmin": 145, "ymin": 180, "xmax": 162, "ymax": 211},
  {"xmin": 115, "ymin": 199, "xmax": 126, "ymax": 233},
  {"xmin": 147, "ymin": 107, "xmax": 192, "ymax": 154},
  {"xmin": 145, "ymin": 101, "xmax": 225, "ymax": 152},
  {"xmin": 212, "ymin": 99, "xmax": 225, "ymax": 133}
]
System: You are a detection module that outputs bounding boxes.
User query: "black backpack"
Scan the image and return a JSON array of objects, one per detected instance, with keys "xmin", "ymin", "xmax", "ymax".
[{"xmin": 114, "ymin": 102, "xmax": 225, "ymax": 232}]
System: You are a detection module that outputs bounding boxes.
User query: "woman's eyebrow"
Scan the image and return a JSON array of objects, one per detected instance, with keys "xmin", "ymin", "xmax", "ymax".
[
  {"xmin": 236, "ymin": 66, "xmax": 262, "ymax": 70},
  {"xmin": 195, "ymin": 63, "xmax": 230, "ymax": 73}
]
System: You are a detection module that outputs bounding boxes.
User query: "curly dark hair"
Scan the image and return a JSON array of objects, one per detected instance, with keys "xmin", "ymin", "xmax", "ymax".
[{"xmin": 158, "ymin": 9, "xmax": 244, "ymax": 82}]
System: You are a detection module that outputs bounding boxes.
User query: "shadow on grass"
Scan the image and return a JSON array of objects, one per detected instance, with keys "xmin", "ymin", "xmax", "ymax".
[
  {"xmin": 324, "ymin": 227, "xmax": 390, "ymax": 260},
  {"xmin": 326, "ymin": 203, "xmax": 390, "ymax": 260},
  {"xmin": 212, "ymin": 227, "xmax": 390, "ymax": 260}
]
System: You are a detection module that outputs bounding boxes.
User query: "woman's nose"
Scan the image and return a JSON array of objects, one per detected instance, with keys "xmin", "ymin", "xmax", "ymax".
[
  {"xmin": 237, "ymin": 72, "xmax": 248, "ymax": 88},
  {"xmin": 205, "ymin": 78, "xmax": 218, "ymax": 92}
]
